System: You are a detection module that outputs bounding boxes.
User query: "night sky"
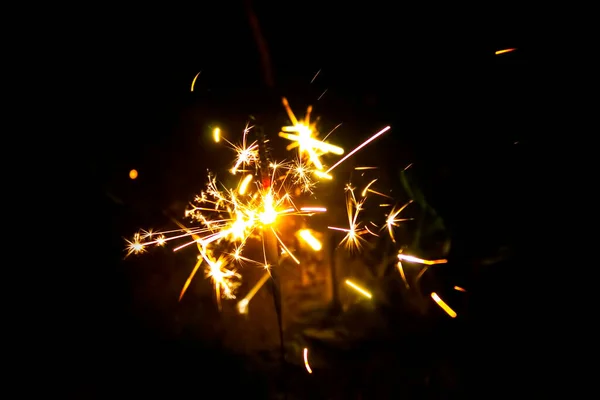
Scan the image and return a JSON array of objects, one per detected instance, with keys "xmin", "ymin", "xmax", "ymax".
[{"xmin": 43, "ymin": 2, "xmax": 555, "ymax": 396}]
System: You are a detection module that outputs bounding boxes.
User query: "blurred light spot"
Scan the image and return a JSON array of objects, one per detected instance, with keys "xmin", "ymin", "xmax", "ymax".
[
  {"xmin": 129, "ymin": 169, "xmax": 138, "ymax": 180},
  {"xmin": 495, "ymin": 48, "xmax": 516, "ymax": 55},
  {"xmin": 213, "ymin": 127, "xmax": 221, "ymax": 143}
]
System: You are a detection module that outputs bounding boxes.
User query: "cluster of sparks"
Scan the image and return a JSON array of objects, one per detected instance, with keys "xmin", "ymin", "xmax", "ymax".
[
  {"xmin": 127, "ymin": 97, "xmax": 401, "ymax": 313},
  {"xmin": 127, "ymin": 94, "xmax": 466, "ymax": 335}
]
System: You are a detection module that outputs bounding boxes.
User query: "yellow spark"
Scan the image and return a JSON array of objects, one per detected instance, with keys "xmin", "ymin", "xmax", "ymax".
[
  {"xmin": 385, "ymin": 200, "xmax": 413, "ymax": 242},
  {"xmin": 361, "ymin": 179, "xmax": 378, "ymax": 197},
  {"xmin": 238, "ymin": 174, "xmax": 253, "ymax": 195},
  {"xmin": 345, "ymin": 279, "xmax": 372, "ymax": 299},
  {"xmin": 397, "ymin": 261, "xmax": 410, "ymax": 289},
  {"xmin": 279, "ymin": 97, "xmax": 343, "ymax": 170},
  {"xmin": 297, "ymin": 229, "xmax": 322, "ymax": 251},
  {"xmin": 303, "ymin": 348, "xmax": 313, "ymax": 374},
  {"xmin": 213, "ymin": 127, "xmax": 221, "ymax": 143},
  {"xmin": 354, "ymin": 166, "xmax": 378, "ymax": 170},
  {"xmin": 129, "ymin": 169, "xmax": 138, "ymax": 180},
  {"xmin": 237, "ymin": 272, "xmax": 271, "ymax": 314},
  {"xmin": 454, "ymin": 286, "xmax": 466, "ymax": 292},
  {"xmin": 328, "ymin": 185, "xmax": 367, "ymax": 251},
  {"xmin": 326, "ymin": 126, "xmax": 391, "ymax": 174},
  {"xmin": 398, "ymin": 253, "xmax": 447, "ymax": 265},
  {"xmin": 431, "ymin": 292, "xmax": 457, "ymax": 318},
  {"xmin": 495, "ymin": 48, "xmax": 516, "ymax": 55},
  {"xmin": 125, "ymin": 232, "xmax": 146, "ymax": 257},
  {"xmin": 313, "ymin": 170, "xmax": 332, "ymax": 180},
  {"xmin": 191, "ymin": 71, "xmax": 201, "ymax": 92}
]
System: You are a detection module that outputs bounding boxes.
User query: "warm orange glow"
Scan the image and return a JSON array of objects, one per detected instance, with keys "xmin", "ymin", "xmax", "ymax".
[
  {"xmin": 454, "ymin": 286, "xmax": 466, "ymax": 292},
  {"xmin": 431, "ymin": 292, "xmax": 457, "ymax": 318},
  {"xmin": 129, "ymin": 169, "xmax": 138, "ymax": 180},
  {"xmin": 495, "ymin": 48, "xmax": 516, "ymax": 55}
]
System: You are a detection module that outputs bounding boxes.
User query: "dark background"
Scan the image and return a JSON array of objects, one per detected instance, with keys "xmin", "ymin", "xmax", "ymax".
[{"xmin": 38, "ymin": 1, "xmax": 555, "ymax": 396}]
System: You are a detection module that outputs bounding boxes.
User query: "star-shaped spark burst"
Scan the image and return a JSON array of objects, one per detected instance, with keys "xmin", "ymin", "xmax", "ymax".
[{"xmin": 279, "ymin": 97, "xmax": 343, "ymax": 172}]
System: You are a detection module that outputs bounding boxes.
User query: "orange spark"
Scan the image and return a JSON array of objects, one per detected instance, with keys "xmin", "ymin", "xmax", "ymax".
[
  {"xmin": 431, "ymin": 292, "xmax": 457, "ymax": 318},
  {"xmin": 495, "ymin": 48, "xmax": 516, "ymax": 55}
]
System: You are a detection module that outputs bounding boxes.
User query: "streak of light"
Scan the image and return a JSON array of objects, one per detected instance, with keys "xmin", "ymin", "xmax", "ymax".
[
  {"xmin": 191, "ymin": 71, "xmax": 201, "ymax": 91},
  {"xmin": 317, "ymin": 89, "xmax": 327, "ymax": 100},
  {"xmin": 495, "ymin": 48, "xmax": 516, "ymax": 55},
  {"xmin": 403, "ymin": 163, "xmax": 413, "ymax": 171},
  {"xmin": 303, "ymin": 348, "xmax": 313, "ymax": 374},
  {"xmin": 326, "ymin": 126, "xmax": 391, "ymax": 173},
  {"xmin": 129, "ymin": 169, "xmax": 138, "ymax": 180},
  {"xmin": 354, "ymin": 166, "xmax": 378, "ymax": 170},
  {"xmin": 300, "ymin": 207, "xmax": 327, "ymax": 212},
  {"xmin": 298, "ymin": 229, "xmax": 322, "ymax": 251},
  {"xmin": 313, "ymin": 170, "xmax": 332, "ymax": 180},
  {"xmin": 367, "ymin": 188, "xmax": 393, "ymax": 199},
  {"xmin": 345, "ymin": 279, "xmax": 372, "ymax": 299},
  {"xmin": 396, "ymin": 261, "xmax": 410, "ymax": 289},
  {"xmin": 431, "ymin": 292, "xmax": 457, "ymax": 318},
  {"xmin": 310, "ymin": 69, "xmax": 321, "ymax": 83},
  {"xmin": 398, "ymin": 254, "xmax": 447, "ymax": 265},
  {"xmin": 379, "ymin": 204, "xmax": 391, "ymax": 207},
  {"xmin": 272, "ymin": 228, "xmax": 300, "ymax": 264},
  {"xmin": 385, "ymin": 200, "xmax": 413, "ymax": 242},
  {"xmin": 238, "ymin": 174, "xmax": 253, "ymax": 195},
  {"xmin": 454, "ymin": 286, "xmax": 466, "ymax": 292},
  {"xmin": 213, "ymin": 127, "xmax": 221, "ymax": 143},
  {"xmin": 322, "ymin": 123, "xmax": 342, "ymax": 141},
  {"xmin": 237, "ymin": 272, "xmax": 271, "ymax": 314},
  {"xmin": 361, "ymin": 179, "xmax": 378, "ymax": 197}
]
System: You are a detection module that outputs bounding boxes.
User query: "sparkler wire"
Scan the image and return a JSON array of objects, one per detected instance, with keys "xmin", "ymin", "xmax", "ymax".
[{"xmin": 256, "ymin": 122, "xmax": 287, "ymax": 385}]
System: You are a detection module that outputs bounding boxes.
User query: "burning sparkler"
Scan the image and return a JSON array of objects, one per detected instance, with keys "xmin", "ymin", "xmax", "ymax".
[{"xmin": 127, "ymin": 97, "xmax": 393, "ymax": 312}]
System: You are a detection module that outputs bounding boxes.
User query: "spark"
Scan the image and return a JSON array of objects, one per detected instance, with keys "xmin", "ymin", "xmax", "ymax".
[
  {"xmin": 431, "ymin": 292, "xmax": 457, "ymax": 318},
  {"xmin": 398, "ymin": 253, "xmax": 447, "ymax": 265},
  {"xmin": 303, "ymin": 347, "xmax": 313, "ymax": 374},
  {"xmin": 317, "ymin": 89, "xmax": 327, "ymax": 100},
  {"xmin": 354, "ymin": 166, "xmax": 378, "ymax": 170},
  {"xmin": 454, "ymin": 286, "xmax": 466, "ymax": 292},
  {"xmin": 238, "ymin": 174, "xmax": 253, "ymax": 195},
  {"xmin": 322, "ymin": 123, "xmax": 342, "ymax": 141},
  {"xmin": 237, "ymin": 272, "xmax": 271, "ymax": 314},
  {"xmin": 326, "ymin": 126, "xmax": 391, "ymax": 174},
  {"xmin": 129, "ymin": 169, "xmax": 138, "ymax": 180},
  {"xmin": 385, "ymin": 200, "xmax": 413, "ymax": 242},
  {"xmin": 345, "ymin": 279, "xmax": 372, "ymax": 299},
  {"xmin": 310, "ymin": 69, "xmax": 321, "ymax": 83},
  {"xmin": 191, "ymin": 71, "xmax": 201, "ymax": 92},
  {"xmin": 361, "ymin": 179, "xmax": 378, "ymax": 197},
  {"xmin": 328, "ymin": 184, "xmax": 368, "ymax": 251},
  {"xmin": 279, "ymin": 97, "xmax": 343, "ymax": 171},
  {"xmin": 495, "ymin": 48, "xmax": 516, "ymax": 55},
  {"xmin": 297, "ymin": 229, "xmax": 322, "ymax": 251},
  {"xmin": 128, "ymin": 97, "xmax": 391, "ymax": 310}
]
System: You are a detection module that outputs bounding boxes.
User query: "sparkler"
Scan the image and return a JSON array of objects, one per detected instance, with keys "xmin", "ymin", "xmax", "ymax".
[
  {"xmin": 127, "ymin": 96, "xmax": 393, "ymax": 313},
  {"xmin": 128, "ymin": 85, "xmax": 463, "ymax": 321}
]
